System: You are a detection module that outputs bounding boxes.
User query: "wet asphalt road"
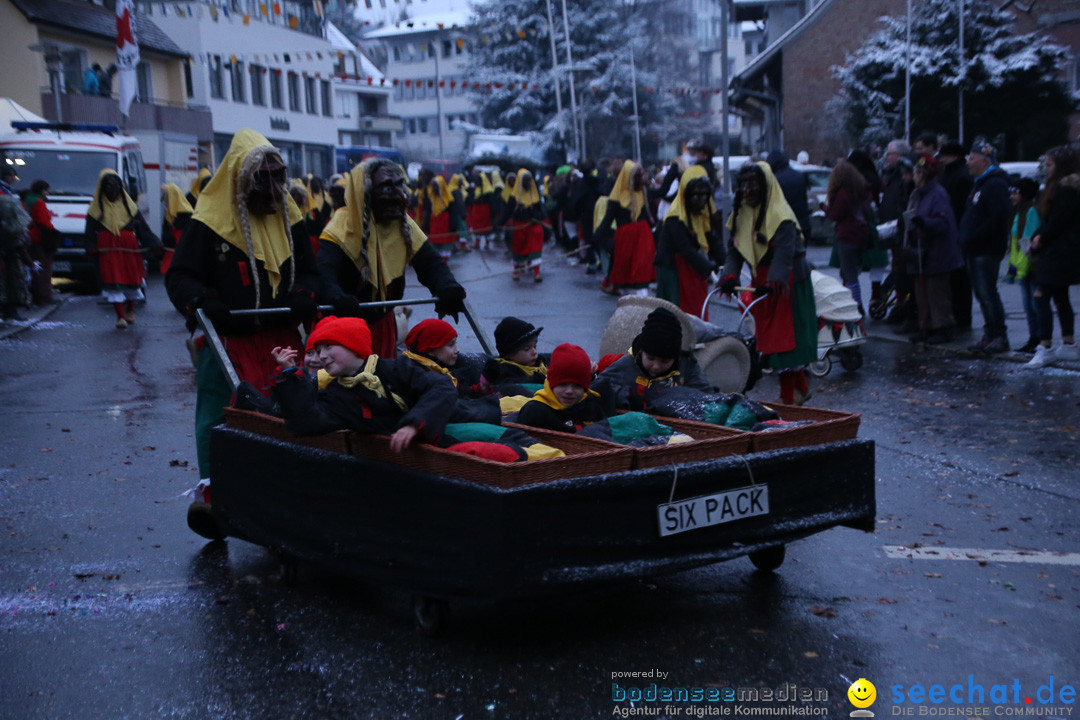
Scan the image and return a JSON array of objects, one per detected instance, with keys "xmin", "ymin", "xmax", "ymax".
[{"xmin": 1, "ymin": 245, "xmax": 1078, "ymax": 720}]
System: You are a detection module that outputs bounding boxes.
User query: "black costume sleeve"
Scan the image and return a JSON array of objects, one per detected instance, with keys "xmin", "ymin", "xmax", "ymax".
[
  {"xmin": 130, "ymin": 212, "xmax": 162, "ymax": 250},
  {"xmin": 316, "ymin": 239, "xmax": 351, "ymax": 303},
  {"xmin": 496, "ymin": 196, "xmax": 518, "ymax": 228},
  {"xmin": 517, "ymin": 400, "xmax": 575, "ymax": 433},
  {"xmin": 411, "ymin": 242, "xmax": 464, "ymax": 299},
  {"xmin": 663, "ymin": 218, "xmax": 718, "ymax": 278},
  {"xmin": 381, "ymin": 357, "xmax": 459, "ymax": 443},
  {"xmin": 593, "ymin": 202, "xmax": 618, "ymax": 244},
  {"xmin": 766, "ymin": 221, "xmax": 800, "ymax": 288},
  {"xmin": 274, "ymin": 370, "xmax": 349, "ymax": 436}
]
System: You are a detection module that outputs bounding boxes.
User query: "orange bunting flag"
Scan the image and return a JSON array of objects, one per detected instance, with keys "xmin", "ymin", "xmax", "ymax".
[
  {"xmin": 259, "ymin": 3, "xmax": 267, "ymax": 17},
  {"xmin": 517, "ymin": 29, "xmax": 526, "ymax": 39},
  {"xmin": 273, "ymin": 3, "xmax": 281, "ymax": 16},
  {"xmin": 243, "ymin": 13, "xmax": 250, "ymax": 24},
  {"xmin": 456, "ymin": 38, "xmax": 465, "ymax": 50}
]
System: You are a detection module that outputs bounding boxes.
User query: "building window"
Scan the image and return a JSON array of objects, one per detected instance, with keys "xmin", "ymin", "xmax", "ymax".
[
  {"xmin": 321, "ymin": 80, "xmax": 332, "ymax": 117},
  {"xmin": 426, "ymin": 42, "xmax": 435, "ymax": 59},
  {"xmin": 230, "ymin": 59, "xmax": 245, "ymax": 103},
  {"xmin": 184, "ymin": 59, "xmax": 194, "ymax": 98},
  {"xmin": 270, "ymin": 70, "xmax": 283, "ymax": 109},
  {"xmin": 209, "ymin": 55, "xmax": 224, "ymax": 99},
  {"xmin": 337, "ymin": 91, "xmax": 352, "ymax": 118},
  {"xmin": 287, "ymin": 72, "xmax": 300, "ymax": 111},
  {"xmin": 250, "ymin": 65, "xmax": 266, "ymax": 106},
  {"xmin": 392, "ymin": 45, "xmax": 401, "ymax": 62},
  {"xmin": 405, "ymin": 83, "xmax": 415, "ymax": 101},
  {"xmin": 406, "ymin": 118, "xmax": 416, "ymax": 134},
  {"xmin": 394, "ymin": 83, "xmax": 403, "ymax": 101},
  {"xmin": 60, "ymin": 48, "xmax": 88, "ymax": 93},
  {"xmin": 361, "ymin": 96, "xmax": 379, "ymax": 115},
  {"xmin": 136, "ymin": 61, "xmax": 153, "ymax": 102},
  {"xmin": 418, "ymin": 117, "xmax": 428, "ymax": 134},
  {"xmin": 442, "ymin": 40, "xmax": 452, "ymax": 58},
  {"xmin": 304, "ymin": 76, "xmax": 317, "ymax": 114}
]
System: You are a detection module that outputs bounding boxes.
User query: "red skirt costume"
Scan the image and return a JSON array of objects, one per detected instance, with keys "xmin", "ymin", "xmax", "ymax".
[
  {"xmin": 161, "ymin": 227, "xmax": 182, "ymax": 275},
  {"xmin": 609, "ymin": 220, "xmax": 656, "ymax": 285},
  {"xmin": 675, "ymin": 254, "xmax": 709, "ymax": 320},
  {"xmin": 428, "ymin": 211, "xmax": 453, "ymax": 246},
  {"xmin": 511, "ymin": 222, "xmax": 544, "ymax": 261},
  {"xmin": 467, "ymin": 202, "xmax": 492, "ymax": 235},
  {"xmin": 97, "ymin": 227, "xmax": 145, "ymax": 290}
]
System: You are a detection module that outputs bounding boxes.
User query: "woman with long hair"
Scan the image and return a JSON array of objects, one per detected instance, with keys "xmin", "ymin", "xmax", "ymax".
[
  {"xmin": 1026, "ymin": 146, "xmax": 1080, "ymax": 368},
  {"xmin": 825, "ymin": 159, "xmax": 870, "ymax": 313}
]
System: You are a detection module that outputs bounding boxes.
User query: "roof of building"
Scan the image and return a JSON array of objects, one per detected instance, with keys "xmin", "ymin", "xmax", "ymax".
[
  {"xmin": 10, "ymin": 0, "xmax": 188, "ymax": 58},
  {"xmin": 733, "ymin": 0, "xmax": 835, "ymax": 84},
  {"xmin": 326, "ymin": 20, "xmax": 384, "ymax": 81},
  {"xmin": 362, "ymin": 10, "xmax": 471, "ymax": 40}
]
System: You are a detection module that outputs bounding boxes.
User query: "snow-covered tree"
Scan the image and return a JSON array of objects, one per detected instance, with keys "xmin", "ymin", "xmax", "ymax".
[
  {"xmin": 464, "ymin": 0, "xmax": 691, "ymax": 162},
  {"xmin": 832, "ymin": 0, "xmax": 1074, "ymax": 158}
]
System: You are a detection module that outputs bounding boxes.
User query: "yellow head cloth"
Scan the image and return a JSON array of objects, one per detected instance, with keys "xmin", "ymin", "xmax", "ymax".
[
  {"xmin": 514, "ymin": 169, "xmax": 541, "ymax": 207},
  {"xmin": 289, "ymin": 178, "xmax": 312, "ymax": 215},
  {"xmin": 502, "ymin": 173, "xmax": 516, "ymax": 203},
  {"xmin": 305, "ymin": 174, "xmax": 327, "ymax": 215},
  {"xmin": 192, "ymin": 129, "xmax": 303, "ymax": 301},
  {"xmin": 609, "ymin": 159, "xmax": 647, "ymax": 220},
  {"xmin": 447, "ymin": 174, "xmax": 465, "ymax": 194},
  {"xmin": 322, "ymin": 158, "xmax": 428, "ymax": 301},
  {"xmin": 88, "ymin": 169, "xmax": 139, "ymax": 236},
  {"xmin": 319, "ymin": 206, "xmax": 349, "ymax": 246},
  {"xmin": 188, "ymin": 167, "xmax": 211, "ymax": 201},
  {"xmin": 478, "ymin": 171, "xmax": 494, "ymax": 196},
  {"xmin": 665, "ymin": 164, "xmax": 713, "ymax": 252},
  {"xmin": 725, "ymin": 161, "xmax": 799, "ymax": 272},
  {"xmin": 490, "ymin": 169, "xmax": 505, "ymax": 192},
  {"xmin": 426, "ymin": 176, "xmax": 453, "ymax": 216},
  {"xmin": 162, "ymin": 183, "xmax": 193, "ymax": 226}
]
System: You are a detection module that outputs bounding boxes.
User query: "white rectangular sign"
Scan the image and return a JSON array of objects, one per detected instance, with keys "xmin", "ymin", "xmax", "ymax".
[{"xmin": 657, "ymin": 485, "xmax": 769, "ymax": 537}]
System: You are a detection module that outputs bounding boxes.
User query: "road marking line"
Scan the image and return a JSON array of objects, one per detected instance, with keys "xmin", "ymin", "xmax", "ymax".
[{"xmin": 884, "ymin": 546, "xmax": 1080, "ymax": 565}]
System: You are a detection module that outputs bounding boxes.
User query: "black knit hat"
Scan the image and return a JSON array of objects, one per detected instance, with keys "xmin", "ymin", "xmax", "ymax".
[
  {"xmin": 494, "ymin": 316, "xmax": 543, "ymax": 357},
  {"xmin": 633, "ymin": 308, "xmax": 682, "ymax": 359},
  {"xmin": 939, "ymin": 140, "xmax": 967, "ymax": 158}
]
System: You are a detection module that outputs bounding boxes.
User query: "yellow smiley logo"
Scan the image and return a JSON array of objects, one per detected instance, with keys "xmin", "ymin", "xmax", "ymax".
[{"xmin": 848, "ymin": 678, "xmax": 876, "ymax": 708}]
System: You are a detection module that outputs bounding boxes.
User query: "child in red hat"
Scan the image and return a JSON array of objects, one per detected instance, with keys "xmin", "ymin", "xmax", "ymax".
[
  {"xmin": 516, "ymin": 343, "xmax": 609, "ymax": 433},
  {"xmin": 271, "ymin": 315, "xmax": 458, "ymax": 452},
  {"xmin": 402, "ymin": 318, "xmax": 501, "ymax": 423}
]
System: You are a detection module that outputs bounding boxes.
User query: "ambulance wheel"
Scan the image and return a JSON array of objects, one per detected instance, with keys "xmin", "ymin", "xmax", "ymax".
[
  {"xmin": 749, "ymin": 545, "xmax": 786, "ymax": 572},
  {"xmin": 413, "ymin": 596, "xmax": 448, "ymax": 637},
  {"xmin": 840, "ymin": 349, "xmax": 863, "ymax": 372},
  {"xmin": 809, "ymin": 356, "xmax": 831, "ymax": 378}
]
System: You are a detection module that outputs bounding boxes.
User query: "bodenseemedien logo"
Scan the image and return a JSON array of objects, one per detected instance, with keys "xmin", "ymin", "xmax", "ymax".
[{"xmin": 848, "ymin": 678, "xmax": 877, "ymax": 718}]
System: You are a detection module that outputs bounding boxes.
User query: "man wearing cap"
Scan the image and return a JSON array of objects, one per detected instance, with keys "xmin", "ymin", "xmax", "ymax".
[
  {"xmin": 937, "ymin": 140, "xmax": 974, "ymax": 328},
  {"xmin": 958, "ymin": 138, "xmax": 1012, "ymax": 354}
]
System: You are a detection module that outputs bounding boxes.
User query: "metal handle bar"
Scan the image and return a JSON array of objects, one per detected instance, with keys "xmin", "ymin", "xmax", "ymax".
[
  {"xmin": 700, "ymin": 286, "xmax": 767, "ymax": 324},
  {"xmin": 195, "ymin": 297, "xmax": 492, "ymax": 396}
]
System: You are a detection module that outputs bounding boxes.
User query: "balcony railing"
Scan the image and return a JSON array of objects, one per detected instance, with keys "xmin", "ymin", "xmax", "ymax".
[
  {"xmin": 360, "ymin": 114, "xmax": 403, "ymax": 133},
  {"xmin": 41, "ymin": 91, "xmax": 214, "ymax": 142}
]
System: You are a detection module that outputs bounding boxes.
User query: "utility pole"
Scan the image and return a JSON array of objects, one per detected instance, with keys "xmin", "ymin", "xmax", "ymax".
[
  {"xmin": 719, "ymin": 0, "xmax": 731, "ymax": 198},
  {"xmin": 433, "ymin": 30, "xmax": 445, "ymax": 158},
  {"xmin": 543, "ymin": 0, "xmax": 566, "ymax": 154},
  {"xmin": 958, "ymin": 0, "xmax": 965, "ymax": 144},
  {"xmin": 629, "ymin": 47, "xmax": 642, "ymax": 162},
  {"xmin": 904, "ymin": 0, "xmax": 911, "ymax": 144},
  {"xmin": 559, "ymin": 0, "xmax": 582, "ymax": 161}
]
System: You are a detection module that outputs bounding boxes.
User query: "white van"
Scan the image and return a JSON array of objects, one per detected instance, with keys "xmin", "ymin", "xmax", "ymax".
[{"xmin": 0, "ymin": 121, "xmax": 149, "ymax": 288}]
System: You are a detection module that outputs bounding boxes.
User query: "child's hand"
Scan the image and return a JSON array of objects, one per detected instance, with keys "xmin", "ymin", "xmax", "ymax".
[
  {"xmin": 271, "ymin": 346, "xmax": 298, "ymax": 367},
  {"xmin": 389, "ymin": 425, "xmax": 419, "ymax": 453}
]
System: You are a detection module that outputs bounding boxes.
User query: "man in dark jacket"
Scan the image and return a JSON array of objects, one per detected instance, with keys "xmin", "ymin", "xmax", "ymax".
[
  {"xmin": 937, "ymin": 140, "xmax": 974, "ymax": 327},
  {"xmin": 957, "ymin": 138, "xmax": 1011, "ymax": 354},
  {"xmin": 766, "ymin": 150, "xmax": 813, "ymax": 242}
]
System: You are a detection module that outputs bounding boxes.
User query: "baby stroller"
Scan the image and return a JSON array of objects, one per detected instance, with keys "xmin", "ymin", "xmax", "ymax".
[{"xmin": 809, "ymin": 270, "xmax": 867, "ymax": 377}]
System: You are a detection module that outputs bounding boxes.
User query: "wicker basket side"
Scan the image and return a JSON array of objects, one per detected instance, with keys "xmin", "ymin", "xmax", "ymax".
[
  {"xmin": 749, "ymin": 403, "xmax": 861, "ymax": 452},
  {"xmin": 223, "ymin": 407, "xmax": 352, "ymax": 454},
  {"xmin": 632, "ymin": 417, "xmax": 753, "ymax": 469}
]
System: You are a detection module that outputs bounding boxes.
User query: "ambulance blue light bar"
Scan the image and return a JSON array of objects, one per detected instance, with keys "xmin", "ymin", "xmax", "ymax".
[{"xmin": 10, "ymin": 121, "xmax": 120, "ymax": 135}]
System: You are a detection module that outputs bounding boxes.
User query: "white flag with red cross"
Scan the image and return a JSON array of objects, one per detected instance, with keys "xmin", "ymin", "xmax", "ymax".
[{"xmin": 116, "ymin": 0, "xmax": 140, "ymax": 117}]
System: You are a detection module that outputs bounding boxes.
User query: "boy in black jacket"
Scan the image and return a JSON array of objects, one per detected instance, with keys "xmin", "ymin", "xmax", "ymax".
[{"xmin": 517, "ymin": 343, "xmax": 608, "ymax": 433}]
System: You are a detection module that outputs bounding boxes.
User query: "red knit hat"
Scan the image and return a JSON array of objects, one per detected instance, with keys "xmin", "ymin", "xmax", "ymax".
[
  {"xmin": 546, "ymin": 343, "xmax": 593, "ymax": 390},
  {"xmin": 405, "ymin": 318, "xmax": 457, "ymax": 353},
  {"xmin": 305, "ymin": 316, "xmax": 372, "ymax": 358}
]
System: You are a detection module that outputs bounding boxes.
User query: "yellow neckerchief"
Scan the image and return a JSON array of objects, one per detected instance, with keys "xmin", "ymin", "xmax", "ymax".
[
  {"xmin": 514, "ymin": 169, "xmax": 541, "ymax": 208},
  {"xmin": 531, "ymin": 379, "xmax": 599, "ymax": 411},
  {"xmin": 189, "ymin": 167, "xmax": 211, "ymax": 201},
  {"xmin": 403, "ymin": 350, "xmax": 458, "ymax": 387},
  {"xmin": 321, "ymin": 161, "xmax": 427, "ymax": 301},
  {"xmin": 305, "ymin": 174, "xmax": 326, "ymax": 216},
  {"xmin": 502, "ymin": 174, "xmax": 516, "ymax": 203},
  {"xmin": 162, "ymin": 183, "xmax": 193, "ymax": 226},
  {"xmin": 316, "ymin": 368, "xmax": 332, "ymax": 389},
  {"xmin": 87, "ymin": 169, "xmax": 139, "ymax": 236},
  {"xmin": 478, "ymin": 172, "xmax": 494, "ymax": 196},
  {"xmin": 495, "ymin": 356, "xmax": 548, "ymax": 376},
  {"xmin": 426, "ymin": 176, "xmax": 453, "ymax": 216},
  {"xmin": 319, "ymin": 206, "xmax": 348, "ymax": 246},
  {"xmin": 609, "ymin": 159, "xmax": 647, "ymax": 221},
  {"xmin": 334, "ymin": 355, "xmax": 408, "ymax": 411},
  {"xmin": 289, "ymin": 178, "xmax": 312, "ymax": 215},
  {"xmin": 666, "ymin": 164, "xmax": 713, "ymax": 252},
  {"xmin": 593, "ymin": 196, "xmax": 616, "ymax": 233},
  {"xmin": 635, "ymin": 367, "xmax": 680, "ymax": 391},
  {"xmin": 192, "ymin": 129, "xmax": 303, "ymax": 299},
  {"xmin": 726, "ymin": 160, "xmax": 799, "ymax": 272}
]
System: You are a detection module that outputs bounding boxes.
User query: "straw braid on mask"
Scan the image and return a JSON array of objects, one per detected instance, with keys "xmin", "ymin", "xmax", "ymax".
[{"xmin": 234, "ymin": 145, "xmax": 295, "ymax": 310}]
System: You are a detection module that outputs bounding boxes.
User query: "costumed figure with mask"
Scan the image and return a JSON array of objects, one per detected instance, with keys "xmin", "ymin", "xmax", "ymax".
[
  {"xmin": 160, "ymin": 183, "xmax": 193, "ymax": 275},
  {"xmin": 165, "ymin": 129, "xmax": 320, "ymax": 538},
  {"xmin": 720, "ymin": 162, "xmax": 817, "ymax": 406},
  {"xmin": 86, "ymin": 169, "xmax": 161, "ymax": 328},
  {"xmin": 496, "ymin": 168, "xmax": 546, "ymax": 282},
  {"xmin": 594, "ymin": 160, "xmax": 656, "ymax": 296},
  {"xmin": 317, "ymin": 157, "xmax": 466, "ymax": 357}
]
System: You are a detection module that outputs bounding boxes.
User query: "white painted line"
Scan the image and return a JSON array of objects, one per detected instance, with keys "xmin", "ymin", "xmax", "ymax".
[{"xmin": 884, "ymin": 546, "xmax": 1080, "ymax": 566}]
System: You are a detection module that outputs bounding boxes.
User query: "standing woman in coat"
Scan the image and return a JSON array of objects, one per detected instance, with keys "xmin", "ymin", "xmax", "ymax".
[
  {"xmin": 720, "ymin": 162, "xmax": 817, "ymax": 405},
  {"xmin": 159, "ymin": 183, "xmax": 193, "ymax": 275},
  {"xmin": 498, "ymin": 168, "xmax": 545, "ymax": 282},
  {"xmin": 825, "ymin": 159, "xmax": 870, "ymax": 314},
  {"xmin": 655, "ymin": 164, "xmax": 724, "ymax": 318},
  {"xmin": 903, "ymin": 154, "xmax": 964, "ymax": 344},
  {"xmin": 594, "ymin": 159, "xmax": 655, "ymax": 296},
  {"xmin": 1027, "ymin": 146, "xmax": 1080, "ymax": 367},
  {"xmin": 86, "ymin": 169, "xmax": 160, "ymax": 329},
  {"xmin": 25, "ymin": 179, "xmax": 59, "ymax": 306}
]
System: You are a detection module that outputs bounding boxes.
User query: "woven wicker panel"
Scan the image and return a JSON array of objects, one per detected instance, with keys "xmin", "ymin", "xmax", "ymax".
[
  {"xmin": 749, "ymin": 402, "xmax": 861, "ymax": 452},
  {"xmin": 223, "ymin": 407, "xmax": 352, "ymax": 455},
  {"xmin": 349, "ymin": 427, "xmax": 634, "ymax": 489},
  {"xmin": 631, "ymin": 416, "xmax": 753, "ymax": 469}
]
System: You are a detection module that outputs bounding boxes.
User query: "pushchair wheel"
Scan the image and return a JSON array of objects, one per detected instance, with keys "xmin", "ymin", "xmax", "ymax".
[
  {"xmin": 809, "ymin": 355, "xmax": 832, "ymax": 378},
  {"xmin": 869, "ymin": 300, "xmax": 888, "ymax": 320},
  {"xmin": 840, "ymin": 349, "xmax": 863, "ymax": 372}
]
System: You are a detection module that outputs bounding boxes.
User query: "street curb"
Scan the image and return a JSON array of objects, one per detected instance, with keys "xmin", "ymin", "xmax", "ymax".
[
  {"xmin": 0, "ymin": 295, "xmax": 70, "ymax": 341},
  {"xmin": 869, "ymin": 330, "xmax": 1080, "ymax": 371}
]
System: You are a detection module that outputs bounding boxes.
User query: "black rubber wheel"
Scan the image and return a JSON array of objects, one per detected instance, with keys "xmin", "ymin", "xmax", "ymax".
[
  {"xmin": 809, "ymin": 355, "xmax": 832, "ymax": 378},
  {"xmin": 840, "ymin": 349, "xmax": 864, "ymax": 372},
  {"xmin": 748, "ymin": 545, "xmax": 786, "ymax": 572},
  {"xmin": 869, "ymin": 301, "xmax": 888, "ymax": 321},
  {"xmin": 413, "ymin": 596, "xmax": 448, "ymax": 637}
]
